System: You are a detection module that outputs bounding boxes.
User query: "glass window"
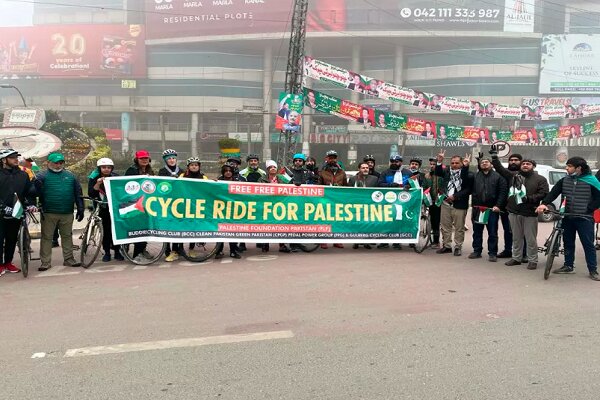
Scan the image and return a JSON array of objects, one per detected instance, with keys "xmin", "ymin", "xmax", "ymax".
[{"xmin": 549, "ymin": 171, "xmax": 566, "ymax": 185}]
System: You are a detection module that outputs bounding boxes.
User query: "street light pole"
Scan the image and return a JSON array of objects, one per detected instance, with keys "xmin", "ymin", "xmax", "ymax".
[{"xmin": 0, "ymin": 84, "xmax": 27, "ymax": 107}]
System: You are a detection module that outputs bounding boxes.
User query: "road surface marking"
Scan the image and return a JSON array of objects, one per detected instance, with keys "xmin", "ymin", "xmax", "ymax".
[
  {"xmin": 62, "ymin": 330, "xmax": 294, "ymax": 358},
  {"xmin": 220, "ymin": 258, "xmax": 233, "ymax": 264},
  {"xmin": 31, "ymin": 352, "xmax": 46, "ymax": 359}
]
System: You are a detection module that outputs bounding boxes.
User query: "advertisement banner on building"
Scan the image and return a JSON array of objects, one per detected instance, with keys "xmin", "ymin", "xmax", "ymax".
[
  {"xmin": 276, "ymin": 92, "xmax": 303, "ymax": 131},
  {"xmin": 503, "ymin": 0, "xmax": 535, "ymax": 33},
  {"xmin": 512, "ymin": 128, "xmax": 538, "ymax": 144},
  {"xmin": 0, "ymin": 25, "xmax": 146, "ymax": 79},
  {"xmin": 146, "ymin": 0, "xmax": 348, "ymax": 40},
  {"xmin": 106, "ymin": 177, "xmax": 422, "ymax": 244},
  {"xmin": 540, "ymin": 35, "xmax": 600, "ymax": 94},
  {"xmin": 375, "ymin": 110, "xmax": 406, "ymax": 131},
  {"xmin": 2, "ymin": 107, "xmax": 46, "ymax": 129}
]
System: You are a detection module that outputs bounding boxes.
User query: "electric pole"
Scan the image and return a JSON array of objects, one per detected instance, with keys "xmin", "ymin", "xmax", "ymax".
[{"xmin": 276, "ymin": 0, "xmax": 309, "ymax": 167}]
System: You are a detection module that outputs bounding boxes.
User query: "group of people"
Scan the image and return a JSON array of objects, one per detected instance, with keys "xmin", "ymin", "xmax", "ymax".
[{"xmin": 1, "ymin": 145, "xmax": 600, "ymax": 281}]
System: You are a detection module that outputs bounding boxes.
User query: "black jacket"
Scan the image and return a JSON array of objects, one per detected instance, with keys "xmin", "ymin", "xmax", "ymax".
[
  {"xmin": 125, "ymin": 164, "xmax": 154, "ymax": 176},
  {"xmin": 0, "ymin": 166, "xmax": 34, "ymax": 213},
  {"xmin": 88, "ymin": 172, "xmax": 119, "ymax": 205},
  {"xmin": 290, "ymin": 167, "xmax": 314, "ymax": 186},
  {"xmin": 348, "ymin": 174, "xmax": 379, "ymax": 187},
  {"xmin": 433, "ymin": 164, "xmax": 473, "ymax": 210},
  {"xmin": 471, "ymin": 170, "xmax": 508, "ymax": 209}
]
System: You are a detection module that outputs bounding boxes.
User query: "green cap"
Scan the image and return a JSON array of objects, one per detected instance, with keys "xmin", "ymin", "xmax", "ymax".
[{"xmin": 47, "ymin": 153, "xmax": 65, "ymax": 163}]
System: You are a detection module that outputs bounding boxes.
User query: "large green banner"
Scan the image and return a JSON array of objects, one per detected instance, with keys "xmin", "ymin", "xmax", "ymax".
[{"xmin": 105, "ymin": 177, "xmax": 423, "ymax": 244}]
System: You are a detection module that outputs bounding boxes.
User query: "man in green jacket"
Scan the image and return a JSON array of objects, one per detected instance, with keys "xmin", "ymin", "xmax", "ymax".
[{"xmin": 35, "ymin": 152, "xmax": 84, "ymax": 271}]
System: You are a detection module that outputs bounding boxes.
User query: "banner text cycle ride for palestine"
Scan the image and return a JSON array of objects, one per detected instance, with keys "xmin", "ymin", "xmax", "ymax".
[{"xmin": 105, "ymin": 177, "xmax": 422, "ymax": 244}]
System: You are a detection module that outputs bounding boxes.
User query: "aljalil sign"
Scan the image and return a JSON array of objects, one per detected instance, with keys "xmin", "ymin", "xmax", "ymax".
[{"xmin": 105, "ymin": 177, "xmax": 422, "ymax": 244}]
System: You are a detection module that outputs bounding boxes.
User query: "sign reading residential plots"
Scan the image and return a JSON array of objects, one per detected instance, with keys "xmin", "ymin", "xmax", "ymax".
[{"xmin": 540, "ymin": 35, "xmax": 600, "ymax": 94}]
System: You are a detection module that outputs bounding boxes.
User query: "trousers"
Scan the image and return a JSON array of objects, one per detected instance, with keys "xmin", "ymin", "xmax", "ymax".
[
  {"xmin": 562, "ymin": 216, "xmax": 597, "ymax": 272},
  {"xmin": 508, "ymin": 213, "xmax": 538, "ymax": 263},
  {"xmin": 440, "ymin": 202, "xmax": 467, "ymax": 249},
  {"xmin": 40, "ymin": 213, "xmax": 75, "ymax": 266},
  {"xmin": 0, "ymin": 218, "xmax": 21, "ymax": 264}
]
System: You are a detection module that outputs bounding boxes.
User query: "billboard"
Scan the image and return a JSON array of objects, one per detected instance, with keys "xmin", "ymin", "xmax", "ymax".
[
  {"xmin": 503, "ymin": 0, "xmax": 535, "ymax": 33},
  {"xmin": 146, "ymin": 0, "xmax": 347, "ymax": 39},
  {"xmin": 540, "ymin": 35, "xmax": 600, "ymax": 94},
  {"xmin": 0, "ymin": 25, "xmax": 146, "ymax": 79}
]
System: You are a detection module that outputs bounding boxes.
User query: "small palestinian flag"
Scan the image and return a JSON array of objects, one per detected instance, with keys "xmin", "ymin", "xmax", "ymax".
[
  {"xmin": 409, "ymin": 177, "xmax": 421, "ymax": 189},
  {"xmin": 119, "ymin": 197, "xmax": 145, "ymax": 218},
  {"xmin": 11, "ymin": 193, "xmax": 23, "ymax": 219},
  {"xmin": 423, "ymin": 188, "xmax": 433, "ymax": 207},
  {"xmin": 477, "ymin": 207, "xmax": 491, "ymax": 224},
  {"xmin": 435, "ymin": 193, "xmax": 447, "ymax": 207},
  {"xmin": 559, "ymin": 198, "xmax": 566, "ymax": 215},
  {"xmin": 509, "ymin": 185, "xmax": 527, "ymax": 205}
]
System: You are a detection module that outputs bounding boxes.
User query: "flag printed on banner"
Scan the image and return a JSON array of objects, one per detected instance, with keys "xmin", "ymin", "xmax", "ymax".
[
  {"xmin": 119, "ymin": 197, "xmax": 145, "ymax": 218},
  {"xmin": 477, "ymin": 207, "xmax": 491, "ymax": 224},
  {"xmin": 11, "ymin": 193, "xmax": 23, "ymax": 219},
  {"xmin": 559, "ymin": 198, "xmax": 566, "ymax": 214},
  {"xmin": 423, "ymin": 188, "xmax": 433, "ymax": 207}
]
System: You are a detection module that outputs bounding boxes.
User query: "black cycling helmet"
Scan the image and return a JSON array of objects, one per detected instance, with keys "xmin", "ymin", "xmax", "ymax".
[
  {"xmin": 363, "ymin": 154, "xmax": 375, "ymax": 162},
  {"xmin": 326, "ymin": 150, "xmax": 338, "ymax": 157},
  {"xmin": 227, "ymin": 156, "xmax": 241, "ymax": 165},
  {"xmin": 409, "ymin": 158, "xmax": 422, "ymax": 166},
  {"xmin": 246, "ymin": 154, "xmax": 259, "ymax": 162}
]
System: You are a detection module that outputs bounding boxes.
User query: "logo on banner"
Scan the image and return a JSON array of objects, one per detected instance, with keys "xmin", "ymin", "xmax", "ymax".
[
  {"xmin": 154, "ymin": 0, "xmax": 173, "ymax": 10},
  {"xmin": 504, "ymin": 0, "xmax": 534, "ymax": 32}
]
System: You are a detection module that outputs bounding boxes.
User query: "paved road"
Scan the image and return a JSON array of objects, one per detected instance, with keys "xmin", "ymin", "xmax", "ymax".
[{"xmin": 2, "ymin": 222, "xmax": 600, "ymax": 399}]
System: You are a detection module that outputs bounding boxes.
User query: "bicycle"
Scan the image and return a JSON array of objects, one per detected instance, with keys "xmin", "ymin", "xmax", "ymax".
[
  {"xmin": 538, "ymin": 211, "xmax": 591, "ymax": 280},
  {"xmin": 120, "ymin": 242, "xmax": 167, "ymax": 265},
  {"xmin": 179, "ymin": 242, "xmax": 224, "ymax": 262},
  {"xmin": 17, "ymin": 210, "xmax": 40, "ymax": 278},
  {"xmin": 78, "ymin": 197, "xmax": 106, "ymax": 268},
  {"xmin": 413, "ymin": 203, "xmax": 432, "ymax": 254}
]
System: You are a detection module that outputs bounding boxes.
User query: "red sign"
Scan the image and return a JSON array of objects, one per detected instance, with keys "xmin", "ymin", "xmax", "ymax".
[
  {"xmin": 463, "ymin": 127, "xmax": 490, "ymax": 144},
  {"xmin": 0, "ymin": 25, "xmax": 146, "ymax": 79},
  {"xmin": 146, "ymin": 0, "xmax": 347, "ymax": 40},
  {"xmin": 512, "ymin": 129, "xmax": 538, "ymax": 144},
  {"xmin": 103, "ymin": 129, "xmax": 123, "ymax": 141},
  {"xmin": 406, "ymin": 118, "xmax": 436, "ymax": 139}
]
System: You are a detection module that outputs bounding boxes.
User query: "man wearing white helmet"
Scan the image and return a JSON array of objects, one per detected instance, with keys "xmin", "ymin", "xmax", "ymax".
[
  {"xmin": 88, "ymin": 157, "xmax": 124, "ymax": 263},
  {"xmin": 0, "ymin": 148, "xmax": 36, "ymax": 276}
]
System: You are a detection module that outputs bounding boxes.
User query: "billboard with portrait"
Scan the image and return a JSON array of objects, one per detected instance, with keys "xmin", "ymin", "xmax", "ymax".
[{"xmin": 0, "ymin": 25, "xmax": 146, "ymax": 79}]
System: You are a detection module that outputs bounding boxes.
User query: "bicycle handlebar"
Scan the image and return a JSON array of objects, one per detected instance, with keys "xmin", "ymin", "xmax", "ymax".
[
  {"xmin": 81, "ymin": 196, "xmax": 107, "ymax": 204},
  {"xmin": 542, "ymin": 210, "xmax": 592, "ymax": 218}
]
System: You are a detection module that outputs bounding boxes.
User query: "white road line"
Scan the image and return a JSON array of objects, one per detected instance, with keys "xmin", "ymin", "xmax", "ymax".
[
  {"xmin": 31, "ymin": 352, "xmax": 46, "ymax": 359},
  {"xmin": 220, "ymin": 258, "xmax": 233, "ymax": 264},
  {"xmin": 62, "ymin": 330, "xmax": 294, "ymax": 358}
]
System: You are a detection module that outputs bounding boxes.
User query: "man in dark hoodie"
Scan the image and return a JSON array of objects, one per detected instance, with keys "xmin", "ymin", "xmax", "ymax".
[
  {"xmin": 363, "ymin": 155, "xmax": 380, "ymax": 179},
  {"xmin": 537, "ymin": 157, "xmax": 600, "ymax": 281},
  {"xmin": 468, "ymin": 156, "xmax": 507, "ymax": 262},
  {"xmin": 491, "ymin": 149, "xmax": 523, "ymax": 259}
]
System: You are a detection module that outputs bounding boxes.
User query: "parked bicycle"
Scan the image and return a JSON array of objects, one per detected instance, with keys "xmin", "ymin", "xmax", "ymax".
[
  {"xmin": 17, "ymin": 210, "xmax": 40, "ymax": 278},
  {"xmin": 414, "ymin": 203, "xmax": 432, "ymax": 254},
  {"xmin": 538, "ymin": 211, "xmax": 592, "ymax": 280},
  {"xmin": 78, "ymin": 197, "xmax": 106, "ymax": 268}
]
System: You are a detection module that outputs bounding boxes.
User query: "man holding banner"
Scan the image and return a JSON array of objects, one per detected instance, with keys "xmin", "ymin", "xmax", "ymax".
[{"xmin": 0, "ymin": 148, "xmax": 35, "ymax": 276}]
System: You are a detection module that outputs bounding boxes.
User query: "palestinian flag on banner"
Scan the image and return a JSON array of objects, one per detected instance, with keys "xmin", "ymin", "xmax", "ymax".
[
  {"xmin": 11, "ymin": 193, "xmax": 23, "ymax": 219},
  {"xmin": 423, "ymin": 188, "xmax": 433, "ymax": 207},
  {"xmin": 559, "ymin": 198, "xmax": 566, "ymax": 214},
  {"xmin": 435, "ymin": 193, "xmax": 447, "ymax": 207},
  {"xmin": 477, "ymin": 207, "xmax": 491, "ymax": 224},
  {"xmin": 409, "ymin": 177, "xmax": 421, "ymax": 189},
  {"xmin": 119, "ymin": 197, "xmax": 145, "ymax": 218}
]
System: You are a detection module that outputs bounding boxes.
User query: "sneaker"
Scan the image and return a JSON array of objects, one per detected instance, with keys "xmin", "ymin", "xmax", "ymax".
[
  {"xmin": 453, "ymin": 248, "xmax": 462, "ymax": 257},
  {"xmin": 392, "ymin": 244, "xmax": 402, "ymax": 250},
  {"xmin": 488, "ymin": 255, "xmax": 497, "ymax": 262},
  {"xmin": 553, "ymin": 265, "xmax": 574, "ymax": 274},
  {"xmin": 114, "ymin": 252, "xmax": 125, "ymax": 261},
  {"xmin": 64, "ymin": 260, "xmax": 81, "ymax": 268},
  {"xmin": 279, "ymin": 245, "xmax": 291, "ymax": 253},
  {"xmin": 590, "ymin": 271, "xmax": 600, "ymax": 281},
  {"xmin": 238, "ymin": 244, "xmax": 247, "ymax": 252},
  {"xmin": 0, "ymin": 264, "xmax": 6, "ymax": 276},
  {"xmin": 364, "ymin": 245, "xmax": 372, "ymax": 250},
  {"xmin": 102, "ymin": 254, "xmax": 111, "ymax": 262},
  {"xmin": 187, "ymin": 249, "xmax": 200, "ymax": 258},
  {"xmin": 165, "ymin": 253, "xmax": 179, "ymax": 262},
  {"xmin": 4, "ymin": 263, "xmax": 21, "ymax": 273},
  {"xmin": 468, "ymin": 252, "xmax": 482, "ymax": 259},
  {"xmin": 320, "ymin": 244, "xmax": 329, "ymax": 249},
  {"xmin": 527, "ymin": 262, "xmax": 537, "ymax": 270},
  {"xmin": 497, "ymin": 251, "xmax": 512, "ymax": 259},
  {"xmin": 214, "ymin": 252, "xmax": 224, "ymax": 259},
  {"xmin": 504, "ymin": 259, "xmax": 522, "ymax": 266},
  {"xmin": 333, "ymin": 244, "xmax": 344, "ymax": 249},
  {"xmin": 436, "ymin": 247, "xmax": 452, "ymax": 254},
  {"xmin": 352, "ymin": 244, "xmax": 359, "ymax": 250},
  {"xmin": 521, "ymin": 258, "xmax": 529, "ymax": 264},
  {"xmin": 38, "ymin": 264, "xmax": 52, "ymax": 272},
  {"xmin": 133, "ymin": 255, "xmax": 146, "ymax": 264},
  {"xmin": 377, "ymin": 244, "xmax": 389, "ymax": 249},
  {"xmin": 230, "ymin": 252, "xmax": 241, "ymax": 259}
]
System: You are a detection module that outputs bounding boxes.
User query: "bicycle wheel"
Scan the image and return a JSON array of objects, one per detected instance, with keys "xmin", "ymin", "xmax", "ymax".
[
  {"xmin": 18, "ymin": 223, "xmax": 29, "ymax": 278},
  {"xmin": 299, "ymin": 243, "xmax": 320, "ymax": 253},
  {"xmin": 80, "ymin": 219, "xmax": 103, "ymax": 268},
  {"xmin": 544, "ymin": 231, "xmax": 560, "ymax": 280},
  {"xmin": 414, "ymin": 215, "xmax": 432, "ymax": 254},
  {"xmin": 120, "ymin": 242, "xmax": 167, "ymax": 265},
  {"xmin": 180, "ymin": 242, "xmax": 223, "ymax": 262}
]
